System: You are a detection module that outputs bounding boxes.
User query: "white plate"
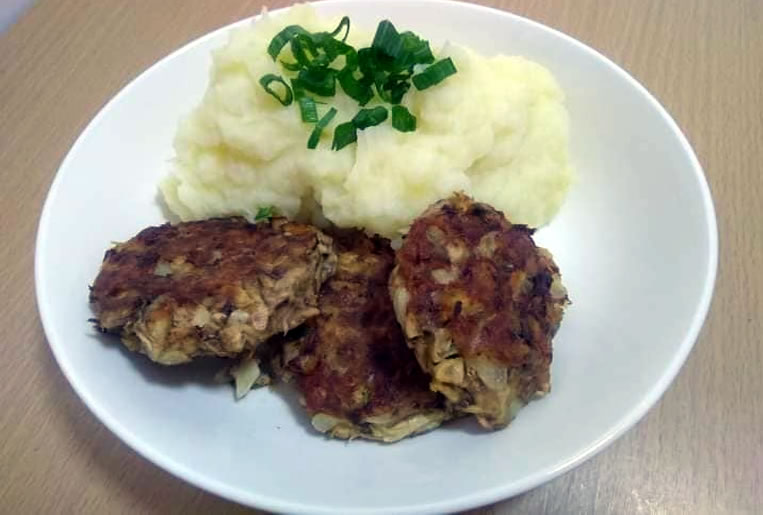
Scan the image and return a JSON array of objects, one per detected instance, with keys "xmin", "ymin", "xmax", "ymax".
[{"xmin": 35, "ymin": 1, "xmax": 717, "ymax": 513}]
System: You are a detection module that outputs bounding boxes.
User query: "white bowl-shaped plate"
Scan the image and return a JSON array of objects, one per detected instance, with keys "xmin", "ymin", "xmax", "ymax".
[{"xmin": 35, "ymin": 1, "xmax": 717, "ymax": 513}]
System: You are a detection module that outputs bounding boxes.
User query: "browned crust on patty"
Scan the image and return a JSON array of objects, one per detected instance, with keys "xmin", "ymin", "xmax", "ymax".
[
  {"xmin": 285, "ymin": 230, "xmax": 446, "ymax": 441},
  {"xmin": 90, "ymin": 217, "xmax": 336, "ymax": 365},
  {"xmin": 390, "ymin": 193, "xmax": 568, "ymax": 428}
]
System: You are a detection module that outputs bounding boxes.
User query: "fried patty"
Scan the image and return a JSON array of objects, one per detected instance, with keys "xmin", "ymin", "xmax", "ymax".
[
  {"xmin": 90, "ymin": 217, "xmax": 337, "ymax": 365},
  {"xmin": 285, "ymin": 230, "xmax": 447, "ymax": 442},
  {"xmin": 390, "ymin": 193, "xmax": 568, "ymax": 429}
]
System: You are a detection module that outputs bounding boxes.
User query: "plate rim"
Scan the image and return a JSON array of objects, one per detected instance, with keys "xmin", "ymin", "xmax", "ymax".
[{"xmin": 34, "ymin": 0, "xmax": 719, "ymax": 513}]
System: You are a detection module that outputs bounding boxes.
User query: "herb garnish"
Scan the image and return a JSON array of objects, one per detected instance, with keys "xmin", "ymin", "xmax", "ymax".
[
  {"xmin": 254, "ymin": 206, "xmax": 274, "ymax": 222},
  {"xmin": 260, "ymin": 17, "xmax": 456, "ymax": 149}
]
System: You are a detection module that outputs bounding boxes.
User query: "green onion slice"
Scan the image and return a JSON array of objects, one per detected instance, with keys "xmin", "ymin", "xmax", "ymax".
[
  {"xmin": 267, "ymin": 25, "xmax": 309, "ymax": 60},
  {"xmin": 286, "ymin": 31, "xmax": 356, "ymax": 71},
  {"xmin": 290, "ymin": 33, "xmax": 322, "ymax": 68},
  {"xmin": 298, "ymin": 96, "xmax": 318, "ymax": 123},
  {"xmin": 291, "ymin": 79, "xmax": 319, "ymax": 122},
  {"xmin": 397, "ymin": 31, "xmax": 435, "ymax": 68},
  {"xmin": 412, "ymin": 57, "xmax": 457, "ymax": 90},
  {"xmin": 280, "ymin": 60, "xmax": 302, "ymax": 72},
  {"xmin": 259, "ymin": 74, "xmax": 293, "ymax": 106},
  {"xmin": 337, "ymin": 68, "xmax": 374, "ymax": 105},
  {"xmin": 329, "ymin": 16, "xmax": 351, "ymax": 42},
  {"xmin": 297, "ymin": 67, "xmax": 336, "ymax": 97},
  {"xmin": 357, "ymin": 47, "xmax": 376, "ymax": 74},
  {"xmin": 391, "ymin": 105, "xmax": 416, "ymax": 132},
  {"xmin": 254, "ymin": 206, "xmax": 274, "ymax": 221},
  {"xmin": 377, "ymin": 72, "xmax": 411, "ymax": 104},
  {"xmin": 371, "ymin": 20, "xmax": 402, "ymax": 59},
  {"xmin": 332, "ymin": 121, "xmax": 357, "ymax": 150},
  {"xmin": 307, "ymin": 107, "xmax": 338, "ymax": 149},
  {"xmin": 352, "ymin": 106, "xmax": 388, "ymax": 129},
  {"xmin": 327, "ymin": 40, "xmax": 358, "ymax": 69},
  {"xmin": 371, "ymin": 21, "xmax": 434, "ymax": 70}
]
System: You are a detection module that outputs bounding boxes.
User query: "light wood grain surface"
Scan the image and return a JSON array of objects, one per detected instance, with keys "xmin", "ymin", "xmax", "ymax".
[{"xmin": 1, "ymin": 0, "xmax": 761, "ymax": 513}]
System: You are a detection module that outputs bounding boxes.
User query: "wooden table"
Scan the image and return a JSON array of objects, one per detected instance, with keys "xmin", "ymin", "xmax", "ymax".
[{"xmin": 1, "ymin": 1, "xmax": 760, "ymax": 513}]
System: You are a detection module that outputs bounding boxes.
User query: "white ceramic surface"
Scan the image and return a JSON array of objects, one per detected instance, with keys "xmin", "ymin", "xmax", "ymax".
[{"xmin": 35, "ymin": 1, "xmax": 717, "ymax": 513}]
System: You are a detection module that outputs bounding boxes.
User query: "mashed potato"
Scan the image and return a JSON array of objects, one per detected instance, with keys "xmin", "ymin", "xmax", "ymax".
[{"xmin": 160, "ymin": 5, "xmax": 572, "ymax": 238}]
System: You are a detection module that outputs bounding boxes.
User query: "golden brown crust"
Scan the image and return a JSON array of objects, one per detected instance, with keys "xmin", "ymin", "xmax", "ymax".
[
  {"xmin": 89, "ymin": 217, "xmax": 336, "ymax": 364},
  {"xmin": 390, "ymin": 193, "xmax": 568, "ymax": 428},
  {"xmin": 286, "ymin": 230, "xmax": 446, "ymax": 441}
]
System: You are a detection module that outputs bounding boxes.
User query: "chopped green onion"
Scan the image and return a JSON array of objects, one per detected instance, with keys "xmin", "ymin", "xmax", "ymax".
[
  {"xmin": 330, "ymin": 106, "xmax": 386, "ymax": 152},
  {"xmin": 326, "ymin": 40, "xmax": 358, "ymax": 69},
  {"xmin": 397, "ymin": 31, "xmax": 435, "ymax": 68},
  {"xmin": 297, "ymin": 67, "xmax": 336, "ymax": 97},
  {"xmin": 254, "ymin": 206, "xmax": 274, "ymax": 221},
  {"xmin": 290, "ymin": 32, "xmax": 355, "ymax": 70},
  {"xmin": 332, "ymin": 121, "xmax": 357, "ymax": 150},
  {"xmin": 352, "ymin": 106, "xmax": 388, "ymax": 129},
  {"xmin": 366, "ymin": 21, "xmax": 435, "ymax": 103},
  {"xmin": 337, "ymin": 68, "xmax": 374, "ymax": 105},
  {"xmin": 290, "ymin": 33, "xmax": 322, "ymax": 68},
  {"xmin": 307, "ymin": 107, "xmax": 338, "ymax": 149},
  {"xmin": 298, "ymin": 96, "xmax": 318, "ymax": 123},
  {"xmin": 280, "ymin": 60, "xmax": 302, "ymax": 72},
  {"xmin": 329, "ymin": 16, "xmax": 351, "ymax": 42},
  {"xmin": 357, "ymin": 47, "xmax": 376, "ymax": 74},
  {"xmin": 377, "ymin": 72, "xmax": 411, "ymax": 104},
  {"xmin": 391, "ymin": 105, "xmax": 416, "ymax": 132},
  {"xmin": 307, "ymin": 36, "xmax": 357, "ymax": 70},
  {"xmin": 258, "ymin": 74, "xmax": 293, "ymax": 106},
  {"xmin": 262, "ymin": 17, "xmax": 457, "ymax": 151},
  {"xmin": 371, "ymin": 20, "xmax": 404, "ymax": 59},
  {"xmin": 291, "ymin": 79, "xmax": 319, "ymax": 122},
  {"xmin": 267, "ymin": 25, "xmax": 309, "ymax": 60},
  {"xmin": 412, "ymin": 57, "xmax": 457, "ymax": 90},
  {"xmin": 371, "ymin": 21, "xmax": 434, "ymax": 71}
]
